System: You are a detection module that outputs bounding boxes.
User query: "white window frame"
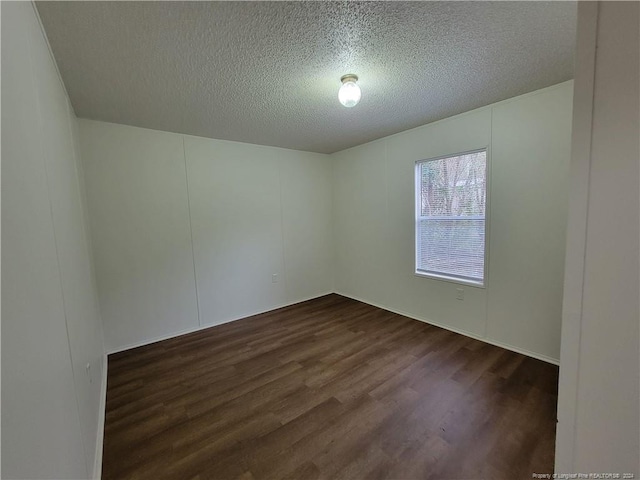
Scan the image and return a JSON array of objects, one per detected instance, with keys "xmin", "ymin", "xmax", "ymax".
[{"xmin": 414, "ymin": 147, "xmax": 490, "ymax": 288}]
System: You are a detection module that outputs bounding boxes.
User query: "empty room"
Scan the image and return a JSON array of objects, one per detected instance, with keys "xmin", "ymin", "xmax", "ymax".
[{"xmin": 2, "ymin": 1, "xmax": 638, "ymax": 479}]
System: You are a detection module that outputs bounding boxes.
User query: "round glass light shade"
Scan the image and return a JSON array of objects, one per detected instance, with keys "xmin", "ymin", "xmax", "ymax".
[{"xmin": 338, "ymin": 78, "xmax": 361, "ymax": 108}]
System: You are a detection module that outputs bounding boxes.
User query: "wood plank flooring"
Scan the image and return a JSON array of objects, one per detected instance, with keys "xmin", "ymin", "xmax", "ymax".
[{"xmin": 103, "ymin": 294, "xmax": 559, "ymax": 480}]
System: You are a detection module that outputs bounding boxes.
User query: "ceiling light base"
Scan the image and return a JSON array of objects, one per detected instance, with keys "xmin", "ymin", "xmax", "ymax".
[
  {"xmin": 340, "ymin": 74, "xmax": 358, "ymax": 84},
  {"xmin": 338, "ymin": 74, "xmax": 361, "ymax": 108}
]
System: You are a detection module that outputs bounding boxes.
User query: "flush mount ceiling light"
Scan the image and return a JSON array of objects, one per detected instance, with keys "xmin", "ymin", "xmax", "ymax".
[{"xmin": 338, "ymin": 74, "xmax": 361, "ymax": 108}]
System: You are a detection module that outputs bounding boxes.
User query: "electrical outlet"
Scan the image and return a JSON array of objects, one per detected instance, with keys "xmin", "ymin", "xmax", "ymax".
[
  {"xmin": 456, "ymin": 288, "xmax": 464, "ymax": 301},
  {"xmin": 272, "ymin": 273, "xmax": 278, "ymax": 283}
]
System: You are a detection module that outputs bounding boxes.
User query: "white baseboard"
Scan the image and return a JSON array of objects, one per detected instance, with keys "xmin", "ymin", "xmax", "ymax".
[
  {"xmin": 106, "ymin": 290, "xmax": 559, "ymax": 366},
  {"xmin": 335, "ymin": 291, "xmax": 560, "ymax": 366},
  {"xmin": 106, "ymin": 292, "xmax": 334, "ymax": 355},
  {"xmin": 93, "ymin": 354, "xmax": 108, "ymax": 480}
]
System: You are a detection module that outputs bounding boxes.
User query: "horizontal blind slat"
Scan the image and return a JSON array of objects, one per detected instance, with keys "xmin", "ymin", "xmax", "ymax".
[{"xmin": 417, "ymin": 150, "xmax": 487, "ymax": 282}]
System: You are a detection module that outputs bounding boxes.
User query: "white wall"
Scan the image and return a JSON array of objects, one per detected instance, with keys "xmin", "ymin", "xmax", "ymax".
[
  {"xmin": 78, "ymin": 121, "xmax": 199, "ymax": 352},
  {"xmin": 556, "ymin": 1, "xmax": 639, "ymax": 475},
  {"xmin": 332, "ymin": 82, "xmax": 573, "ymax": 363},
  {"xmin": 185, "ymin": 135, "xmax": 333, "ymax": 327},
  {"xmin": 79, "ymin": 121, "xmax": 333, "ymax": 352},
  {"xmin": 1, "ymin": 2, "xmax": 105, "ymax": 479}
]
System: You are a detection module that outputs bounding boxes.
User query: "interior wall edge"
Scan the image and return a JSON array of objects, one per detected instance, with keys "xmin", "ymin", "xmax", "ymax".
[
  {"xmin": 32, "ymin": 10, "xmax": 101, "ymax": 463},
  {"xmin": 554, "ymin": 0, "xmax": 599, "ymax": 473},
  {"xmin": 33, "ymin": 4, "xmax": 106, "ymax": 477},
  {"xmin": 2, "ymin": 2, "xmax": 106, "ymax": 477}
]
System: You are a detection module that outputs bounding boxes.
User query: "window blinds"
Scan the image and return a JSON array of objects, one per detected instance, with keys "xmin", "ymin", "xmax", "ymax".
[{"xmin": 416, "ymin": 150, "xmax": 487, "ymax": 284}]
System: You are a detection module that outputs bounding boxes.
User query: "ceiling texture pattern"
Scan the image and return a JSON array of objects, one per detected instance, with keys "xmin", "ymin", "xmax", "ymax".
[{"xmin": 37, "ymin": 1, "xmax": 576, "ymax": 154}]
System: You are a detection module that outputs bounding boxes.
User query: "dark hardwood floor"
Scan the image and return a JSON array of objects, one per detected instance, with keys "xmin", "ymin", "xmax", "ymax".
[{"xmin": 103, "ymin": 294, "xmax": 559, "ymax": 480}]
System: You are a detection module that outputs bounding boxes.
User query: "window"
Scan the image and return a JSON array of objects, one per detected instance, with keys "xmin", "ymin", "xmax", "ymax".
[{"xmin": 415, "ymin": 149, "xmax": 488, "ymax": 286}]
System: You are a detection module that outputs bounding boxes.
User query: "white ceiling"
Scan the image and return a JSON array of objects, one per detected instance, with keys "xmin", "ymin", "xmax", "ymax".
[{"xmin": 37, "ymin": 1, "xmax": 576, "ymax": 154}]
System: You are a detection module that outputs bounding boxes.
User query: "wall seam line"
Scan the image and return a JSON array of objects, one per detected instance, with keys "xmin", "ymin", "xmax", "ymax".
[
  {"xmin": 277, "ymin": 158, "xmax": 290, "ymax": 302},
  {"xmin": 182, "ymin": 135, "xmax": 202, "ymax": 327}
]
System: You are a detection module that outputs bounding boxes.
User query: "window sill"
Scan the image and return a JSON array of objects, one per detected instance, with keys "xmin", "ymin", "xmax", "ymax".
[{"xmin": 414, "ymin": 271, "xmax": 486, "ymax": 289}]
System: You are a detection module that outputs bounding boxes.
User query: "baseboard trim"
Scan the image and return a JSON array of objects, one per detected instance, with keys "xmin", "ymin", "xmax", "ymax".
[
  {"xmin": 105, "ymin": 289, "xmax": 560, "ymax": 366},
  {"xmin": 106, "ymin": 292, "xmax": 334, "ymax": 355},
  {"xmin": 93, "ymin": 354, "xmax": 108, "ymax": 479},
  {"xmin": 335, "ymin": 291, "xmax": 560, "ymax": 366}
]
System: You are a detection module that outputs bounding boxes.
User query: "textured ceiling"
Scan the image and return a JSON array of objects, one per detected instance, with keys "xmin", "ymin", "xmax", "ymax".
[{"xmin": 37, "ymin": 1, "xmax": 576, "ymax": 154}]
